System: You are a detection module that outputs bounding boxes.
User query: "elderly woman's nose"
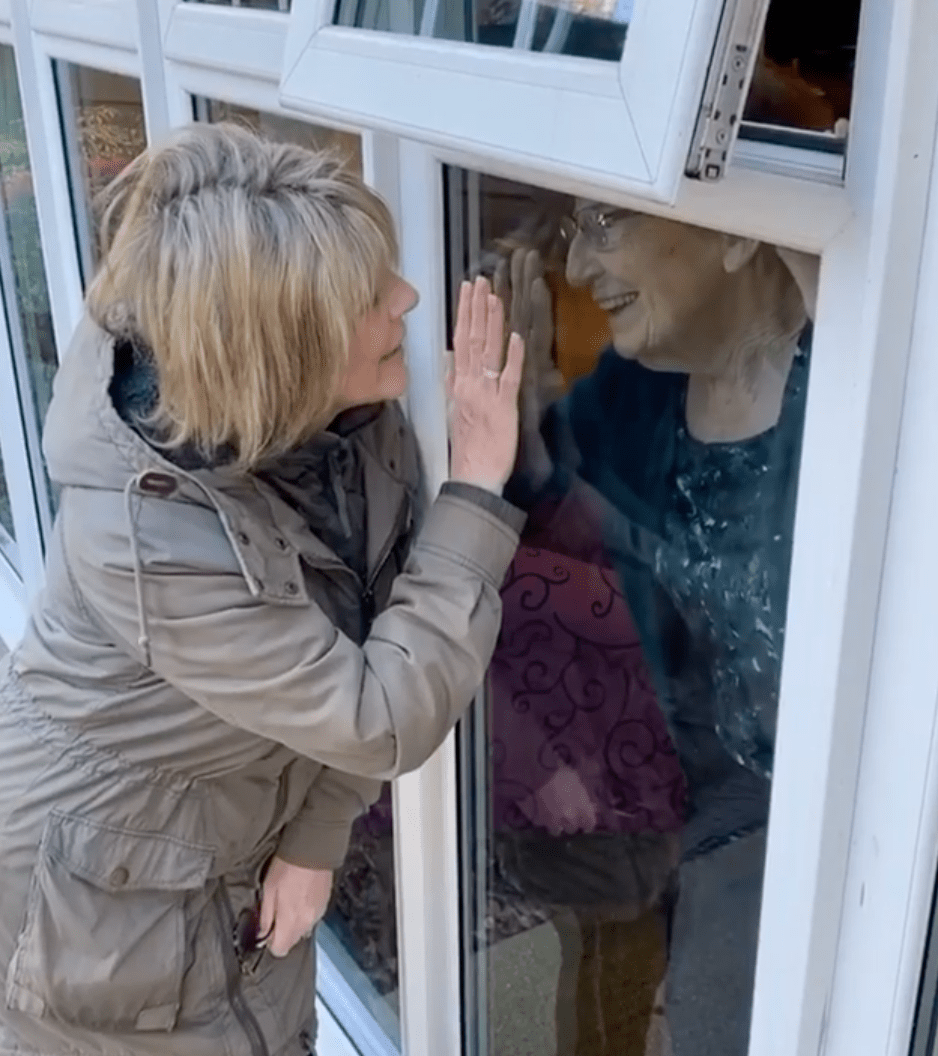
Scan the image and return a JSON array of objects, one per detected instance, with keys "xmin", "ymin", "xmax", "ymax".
[{"xmin": 565, "ymin": 234, "xmax": 601, "ymax": 288}]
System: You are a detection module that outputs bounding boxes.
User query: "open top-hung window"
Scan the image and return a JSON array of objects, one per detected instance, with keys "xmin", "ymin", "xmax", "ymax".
[{"xmin": 280, "ymin": 0, "xmax": 859, "ymax": 201}]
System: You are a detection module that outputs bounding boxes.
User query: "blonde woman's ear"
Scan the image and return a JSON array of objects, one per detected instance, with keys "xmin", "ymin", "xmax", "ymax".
[{"xmin": 722, "ymin": 236, "xmax": 761, "ymax": 274}]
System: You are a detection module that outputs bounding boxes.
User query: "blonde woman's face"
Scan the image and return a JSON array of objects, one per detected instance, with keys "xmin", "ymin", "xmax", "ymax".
[{"xmin": 336, "ymin": 272, "xmax": 418, "ymax": 411}]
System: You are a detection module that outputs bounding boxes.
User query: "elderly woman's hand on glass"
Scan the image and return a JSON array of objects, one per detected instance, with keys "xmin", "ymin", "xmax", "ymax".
[
  {"xmin": 448, "ymin": 276, "xmax": 525, "ymax": 494},
  {"xmin": 494, "ymin": 247, "xmax": 559, "ymax": 491}
]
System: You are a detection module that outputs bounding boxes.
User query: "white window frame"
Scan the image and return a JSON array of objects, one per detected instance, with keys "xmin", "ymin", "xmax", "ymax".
[
  {"xmin": 9, "ymin": 0, "xmax": 99, "ymax": 347},
  {"xmin": 0, "ymin": 0, "xmax": 147, "ymax": 647},
  {"xmin": 0, "ymin": 19, "xmax": 65, "ymax": 644},
  {"xmin": 0, "ymin": 310, "xmax": 38, "ymax": 646},
  {"xmin": 0, "ymin": 228, "xmax": 45, "ymax": 637},
  {"xmin": 0, "ymin": 4, "xmax": 936, "ymax": 1056},
  {"xmin": 276, "ymin": 0, "xmax": 731, "ymax": 205}
]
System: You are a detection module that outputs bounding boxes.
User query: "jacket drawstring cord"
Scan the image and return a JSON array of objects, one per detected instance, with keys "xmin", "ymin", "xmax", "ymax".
[
  {"xmin": 123, "ymin": 475, "xmax": 152, "ymax": 668},
  {"xmin": 124, "ymin": 469, "xmax": 273, "ymax": 666}
]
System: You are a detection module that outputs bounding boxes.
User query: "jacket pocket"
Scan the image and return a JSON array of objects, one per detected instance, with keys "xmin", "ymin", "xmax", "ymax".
[{"xmin": 6, "ymin": 811, "xmax": 214, "ymax": 1032}]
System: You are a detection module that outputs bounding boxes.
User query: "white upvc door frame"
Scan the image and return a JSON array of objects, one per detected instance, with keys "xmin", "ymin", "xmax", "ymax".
[
  {"xmin": 750, "ymin": 0, "xmax": 938, "ymax": 1048},
  {"xmin": 0, "ymin": 4, "xmax": 937, "ymax": 1056},
  {"xmin": 382, "ymin": 2, "xmax": 938, "ymax": 1056},
  {"xmin": 107, "ymin": 2, "xmax": 938, "ymax": 1055},
  {"xmin": 820, "ymin": 17, "xmax": 938, "ymax": 1055},
  {"xmin": 381, "ymin": 133, "xmax": 463, "ymax": 1056}
]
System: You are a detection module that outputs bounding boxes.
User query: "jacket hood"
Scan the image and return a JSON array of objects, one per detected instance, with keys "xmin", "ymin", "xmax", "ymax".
[
  {"xmin": 43, "ymin": 315, "xmax": 390, "ymax": 493},
  {"xmin": 41, "ymin": 315, "xmax": 418, "ymax": 617},
  {"xmin": 43, "ymin": 315, "xmax": 181, "ymax": 492}
]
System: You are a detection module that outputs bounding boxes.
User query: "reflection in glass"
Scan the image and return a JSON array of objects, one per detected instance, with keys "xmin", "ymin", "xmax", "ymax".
[
  {"xmin": 321, "ymin": 794, "xmax": 400, "ymax": 1049},
  {"xmin": 55, "ymin": 63, "xmax": 146, "ymax": 285},
  {"xmin": 741, "ymin": 0, "xmax": 860, "ymax": 142},
  {"xmin": 0, "ymin": 44, "xmax": 58, "ymax": 516},
  {"xmin": 185, "ymin": 0, "xmax": 290, "ymax": 8},
  {"xmin": 910, "ymin": 860, "xmax": 938, "ymax": 1056},
  {"xmin": 448, "ymin": 168, "xmax": 814, "ymax": 1055},
  {"xmin": 334, "ymin": 0, "xmax": 631, "ymax": 62},
  {"xmin": 0, "ymin": 455, "xmax": 14, "ymax": 546},
  {"xmin": 194, "ymin": 99, "xmax": 362, "ymax": 173},
  {"xmin": 196, "ymin": 96, "xmax": 398, "ymax": 1046}
]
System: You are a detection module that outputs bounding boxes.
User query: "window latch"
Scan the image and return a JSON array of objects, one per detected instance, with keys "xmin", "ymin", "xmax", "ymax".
[{"xmin": 685, "ymin": 0, "xmax": 771, "ymax": 182}]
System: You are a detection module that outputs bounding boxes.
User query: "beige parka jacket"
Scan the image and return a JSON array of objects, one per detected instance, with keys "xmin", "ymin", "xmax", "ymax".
[{"xmin": 0, "ymin": 317, "xmax": 522, "ymax": 1056}]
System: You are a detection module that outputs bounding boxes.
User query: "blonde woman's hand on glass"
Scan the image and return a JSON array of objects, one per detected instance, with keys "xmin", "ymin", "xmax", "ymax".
[{"xmin": 449, "ymin": 276, "xmax": 525, "ymax": 494}]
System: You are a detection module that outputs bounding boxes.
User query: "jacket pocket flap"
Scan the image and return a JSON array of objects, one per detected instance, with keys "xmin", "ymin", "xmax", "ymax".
[{"xmin": 43, "ymin": 812, "xmax": 214, "ymax": 892}]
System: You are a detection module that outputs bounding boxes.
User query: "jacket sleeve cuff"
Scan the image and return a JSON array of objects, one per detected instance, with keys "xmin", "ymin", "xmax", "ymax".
[
  {"xmin": 275, "ymin": 817, "xmax": 354, "ymax": 870},
  {"xmin": 439, "ymin": 481, "xmax": 527, "ymax": 535},
  {"xmin": 418, "ymin": 490, "xmax": 523, "ymax": 590}
]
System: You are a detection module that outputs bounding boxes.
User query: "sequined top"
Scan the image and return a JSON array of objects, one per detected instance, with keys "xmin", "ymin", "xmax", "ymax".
[{"xmin": 532, "ymin": 333, "xmax": 810, "ymax": 789}]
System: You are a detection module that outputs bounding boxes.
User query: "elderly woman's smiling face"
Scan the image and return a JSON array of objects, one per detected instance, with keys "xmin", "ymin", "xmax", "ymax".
[{"xmin": 564, "ymin": 203, "xmax": 744, "ymax": 374}]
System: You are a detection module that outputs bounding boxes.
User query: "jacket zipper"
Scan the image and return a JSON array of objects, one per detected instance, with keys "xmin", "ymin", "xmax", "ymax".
[
  {"xmin": 213, "ymin": 880, "xmax": 271, "ymax": 1056},
  {"xmin": 361, "ymin": 496, "xmax": 411, "ymax": 637},
  {"xmin": 366, "ymin": 496, "xmax": 411, "ymax": 598}
]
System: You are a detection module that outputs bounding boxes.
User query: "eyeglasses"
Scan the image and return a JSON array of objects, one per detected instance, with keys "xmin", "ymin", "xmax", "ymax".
[
  {"xmin": 559, "ymin": 207, "xmax": 639, "ymax": 250},
  {"xmin": 233, "ymin": 898, "xmax": 272, "ymax": 976}
]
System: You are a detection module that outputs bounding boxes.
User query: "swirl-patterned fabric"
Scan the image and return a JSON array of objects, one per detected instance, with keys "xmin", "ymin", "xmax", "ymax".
[{"xmin": 490, "ymin": 546, "xmax": 686, "ymax": 835}]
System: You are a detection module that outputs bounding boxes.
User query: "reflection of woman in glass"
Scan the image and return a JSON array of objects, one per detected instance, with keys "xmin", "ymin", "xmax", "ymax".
[{"xmin": 502, "ymin": 207, "xmax": 814, "ymax": 1054}]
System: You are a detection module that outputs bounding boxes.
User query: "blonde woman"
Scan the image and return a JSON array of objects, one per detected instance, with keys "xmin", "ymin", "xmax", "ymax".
[{"xmin": 0, "ymin": 123, "xmax": 524, "ymax": 1056}]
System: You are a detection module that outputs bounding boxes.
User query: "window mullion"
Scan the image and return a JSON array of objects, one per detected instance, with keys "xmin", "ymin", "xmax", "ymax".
[
  {"xmin": 136, "ymin": 0, "xmax": 174, "ymax": 140},
  {"xmin": 376, "ymin": 133, "xmax": 463, "ymax": 1056}
]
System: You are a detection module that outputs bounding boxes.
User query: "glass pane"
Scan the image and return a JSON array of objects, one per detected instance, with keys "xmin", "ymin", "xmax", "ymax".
[
  {"xmin": 322, "ymin": 790, "xmax": 400, "ymax": 1048},
  {"xmin": 334, "ymin": 0, "xmax": 632, "ymax": 62},
  {"xmin": 447, "ymin": 167, "xmax": 815, "ymax": 1056},
  {"xmin": 741, "ymin": 0, "xmax": 860, "ymax": 146},
  {"xmin": 0, "ymin": 44, "xmax": 58, "ymax": 513},
  {"xmin": 0, "ymin": 455, "xmax": 14, "ymax": 543},
  {"xmin": 197, "ymin": 99, "xmax": 363, "ymax": 173},
  {"xmin": 911, "ymin": 859, "xmax": 938, "ymax": 1056},
  {"xmin": 196, "ymin": 96, "xmax": 398, "ymax": 1046},
  {"xmin": 55, "ymin": 63, "xmax": 146, "ymax": 286}
]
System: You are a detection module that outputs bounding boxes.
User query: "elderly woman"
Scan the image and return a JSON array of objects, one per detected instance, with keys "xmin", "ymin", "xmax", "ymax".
[
  {"xmin": 498, "ymin": 205, "xmax": 814, "ymax": 1054},
  {"xmin": 0, "ymin": 124, "xmax": 524, "ymax": 1056}
]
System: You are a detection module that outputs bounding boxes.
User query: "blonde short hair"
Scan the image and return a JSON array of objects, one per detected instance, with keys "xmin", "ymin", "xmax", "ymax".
[{"xmin": 87, "ymin": 122, "xmax": 397, "ymax": 468}]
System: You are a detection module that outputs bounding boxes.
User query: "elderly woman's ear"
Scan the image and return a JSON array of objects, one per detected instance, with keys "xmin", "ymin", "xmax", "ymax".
[
  {"xmin": 775, "ymin": 246, "xmax": 819, "ymax": 321},
  {"xmin": 721, "ymin": 236, "xmax": 761, "ymax": 274},
  {"xmin": 721, "ymin": 235, "xmax": 819, "ymax": 321}
]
